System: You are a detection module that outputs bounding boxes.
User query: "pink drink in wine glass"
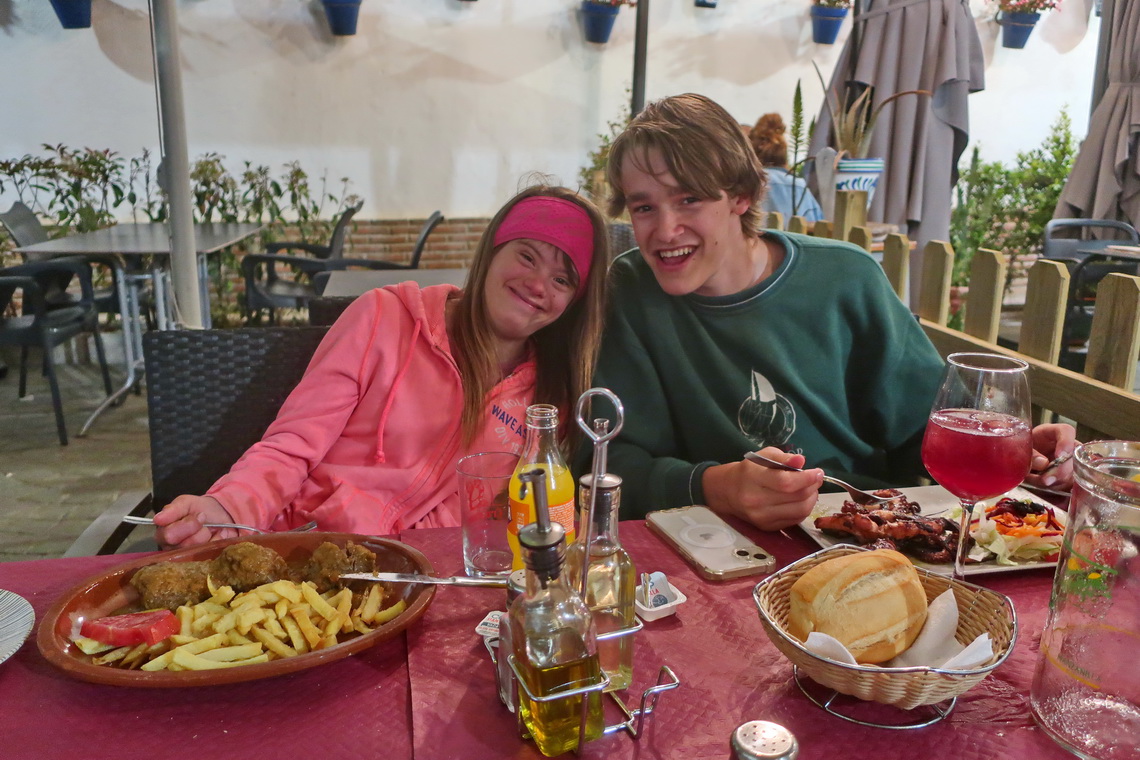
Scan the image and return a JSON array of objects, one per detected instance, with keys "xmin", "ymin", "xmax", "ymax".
[
  {"xmin": 922, "ymin": 352, "xmax": 1032, "ymax": 579},
  {"xmin": 922, "ymin": 409, "xmax": 1033, "ymax": 502}
]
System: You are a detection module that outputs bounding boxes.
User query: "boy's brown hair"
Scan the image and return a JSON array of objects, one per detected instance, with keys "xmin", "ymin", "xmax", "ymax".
[{"xmin": 605, "ymin": 93, "xmax": 767, "ymax": 236}]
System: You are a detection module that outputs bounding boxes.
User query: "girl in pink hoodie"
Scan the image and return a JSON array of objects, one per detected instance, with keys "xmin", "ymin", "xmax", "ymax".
[{"xmin": 155, "ymin": 185, "xmax": 610, "ymax": 549}]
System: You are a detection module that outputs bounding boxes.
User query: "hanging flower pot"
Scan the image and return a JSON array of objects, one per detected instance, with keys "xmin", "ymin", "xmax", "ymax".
[
  {"xmin": 321, "ymin": 0, "xmax": 362, "ymax": 36},
  {"xmin": 49, "ymin": 0, "xmax": 92, "ymax": 29},
  {"xmin": 834, "ymin": 157, "xmax": 885, "ymax": 207},
  {"xmin": 695, "ymin": 0, "xmax": 718, "ymax": 7},
  {"xmin": 581, "ymin": 1, "xmax": 621, "ymax": 44},
  {"xmin": 810, "ymin": 5, "xmax": 848, "ymax": 45},
  {"xmin": 999, "ymin": 11, "xmax": 1040, "ymax": 49}
]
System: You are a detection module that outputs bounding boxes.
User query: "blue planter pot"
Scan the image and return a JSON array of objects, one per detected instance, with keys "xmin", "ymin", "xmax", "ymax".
[
  {"xmin": 1000, "ymin": 11, "xmax": 1039, "ymax": 49},
  {"xmin": 581, "ymin": 2, "xmax": 620, "ymax": 44},
  {"xmin": 810, "ymin": 5, "xmax": 848, "ymax": 45},
  {"xmin": 50, "ymin": 0, "xmax": 91, "ymax": 29},
  {"xmin": 322, "ymin": 0, "xmax": 362, "ymax": 36},
  {"xmin": 695, "ymin": 0, "xmax": 718, "ymax": 7}
]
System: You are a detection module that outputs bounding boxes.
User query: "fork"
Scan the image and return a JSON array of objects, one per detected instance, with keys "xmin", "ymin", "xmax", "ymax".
[
  {"xmin": 743, "ymin": 451, "xmax": 893, "ymax": 506},
  {"xmin": 121, "ymin": 516, "xmax": 319, "ymax": 534}
]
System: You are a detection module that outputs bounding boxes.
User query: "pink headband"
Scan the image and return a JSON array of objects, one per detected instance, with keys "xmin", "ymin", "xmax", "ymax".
[{"xmin": 493, "ymin": 196, "xmax": 595, "ymax": 299}]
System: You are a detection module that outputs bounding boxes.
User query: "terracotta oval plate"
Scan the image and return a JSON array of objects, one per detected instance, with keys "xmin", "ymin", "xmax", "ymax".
[{"xmin": 37, "ymin": 532, "xmax": 435, "ymax": 688}]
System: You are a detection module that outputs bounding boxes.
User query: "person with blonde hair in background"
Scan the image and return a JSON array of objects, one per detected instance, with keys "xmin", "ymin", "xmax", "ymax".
[{"xmin": 750, "ymin": 113, "xmax": 823, "ymax": 223}]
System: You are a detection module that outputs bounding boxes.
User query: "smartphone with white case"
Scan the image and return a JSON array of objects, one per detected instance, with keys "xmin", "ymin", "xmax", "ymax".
[{"xmin": 646, "ymin": 506, "xmax": 775, "ymax": 581}]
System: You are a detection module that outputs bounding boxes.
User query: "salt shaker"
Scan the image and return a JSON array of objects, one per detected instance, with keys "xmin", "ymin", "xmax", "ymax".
[{"xmin": 731, "ymin": 721, "xmax": 798, "ymax": 760}]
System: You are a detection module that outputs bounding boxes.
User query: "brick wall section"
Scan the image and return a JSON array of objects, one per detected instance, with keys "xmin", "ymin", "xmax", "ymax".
[{"xmin": 343, "ymin": 217, "xmax": 490, "ymax": 268}]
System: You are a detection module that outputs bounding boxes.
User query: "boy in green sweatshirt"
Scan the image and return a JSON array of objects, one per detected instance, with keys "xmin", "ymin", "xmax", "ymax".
[{"xmin": 591, "ymin": 93, "xmax": 1076, "ymax": 530}]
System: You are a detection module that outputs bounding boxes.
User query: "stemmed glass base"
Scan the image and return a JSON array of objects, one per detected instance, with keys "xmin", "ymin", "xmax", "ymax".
[{"xmin": 954, "ymin": 499, "xmax": 976, "ymax": 580}]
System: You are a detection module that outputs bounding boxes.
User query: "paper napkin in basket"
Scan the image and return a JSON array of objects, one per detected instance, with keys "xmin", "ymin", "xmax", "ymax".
[{"xmin": 804, "ymin": 590, "xmax": 992, "ymax": 669}]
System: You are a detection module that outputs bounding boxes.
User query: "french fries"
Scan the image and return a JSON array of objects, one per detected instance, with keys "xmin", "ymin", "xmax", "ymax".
[{"xmin": 85, "ymin": 578, "xmax": 405, "ymax": 673}]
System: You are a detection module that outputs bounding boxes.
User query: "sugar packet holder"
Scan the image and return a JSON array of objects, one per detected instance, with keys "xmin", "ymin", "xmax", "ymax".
[{"xmin": 635, "ymin": 572, "xmax": 686, "ymax": 622}]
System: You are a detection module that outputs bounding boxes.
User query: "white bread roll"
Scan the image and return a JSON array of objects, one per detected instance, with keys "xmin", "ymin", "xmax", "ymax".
[{"xmin": 787, "ymin": 549, "xmax": 928, "ymax": 664}]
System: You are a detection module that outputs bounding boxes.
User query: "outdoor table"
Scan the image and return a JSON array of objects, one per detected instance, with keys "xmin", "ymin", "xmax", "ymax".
[
  {"xmin": 14, "ymin": 222, "xmax": 263, "ymax": 435},
  {"xmin": 1073, "ymin": 244, "xmax": 1140, "ymax": 283},
  {"xmin": 322, "ymin": 267, "xmax": 469, "ymax": 297},
  {"xmin": 0, "ymin": 521, "xmax": 1071, "ymax": 759}
]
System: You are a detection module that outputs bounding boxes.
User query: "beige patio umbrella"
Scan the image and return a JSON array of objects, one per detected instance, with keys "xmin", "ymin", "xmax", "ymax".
[
  {"xmin": 808, "ymin": 0, "xmax": 985, "ymax": 303},
  {"xmin": 1055, "ymin": 0, "xmax": 1140, "ymax": 226}
]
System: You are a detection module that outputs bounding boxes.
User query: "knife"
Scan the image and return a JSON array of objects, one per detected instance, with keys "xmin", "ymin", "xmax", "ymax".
[{"xmin": 339, "ymin": 572, "xmax": 508, "ymax": 588}]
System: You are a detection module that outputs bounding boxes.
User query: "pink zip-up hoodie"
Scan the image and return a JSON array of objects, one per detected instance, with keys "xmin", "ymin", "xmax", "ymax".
[{"xmin": 207, "ymin": 282, "xmax": 535, "ymax": 535}]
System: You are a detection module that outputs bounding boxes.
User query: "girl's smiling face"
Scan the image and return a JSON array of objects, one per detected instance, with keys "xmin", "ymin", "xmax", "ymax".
[{"xmin": 483, "ymin": 238, "xmax": 577, "ymax": 345}]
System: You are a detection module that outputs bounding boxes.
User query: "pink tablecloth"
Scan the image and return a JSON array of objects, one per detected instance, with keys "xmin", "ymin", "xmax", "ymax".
[
  {"xmin": 0, "ymin": 522, "xmax": 1071, "ymax": 760},
  {"xmin": 400, "ymin": 521, "xmax": 1072, "ymax": 760},
  {"xmin": 0, "ymin": 552, "xmax": 411, "ymax": 760}
]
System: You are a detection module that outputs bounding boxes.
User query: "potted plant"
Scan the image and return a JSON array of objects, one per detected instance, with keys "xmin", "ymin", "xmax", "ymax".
[
  {"xmin": 997, "ymin": 0, "xmax": 1058, "ymax": 49},
  {"xmin": 50, "ymin": 0, "xmax": 92, "ymax": 29},
  {"xmin": 581, "ymin": 0, "xmax": 635, "ymax": 45},
  {"xmin": 320, "ymin": 0, "xmax": 362, "ymax": 37},
  {"xmin": 810, "ymin": 0, "xmax": 851, "ymax": 45},
  {"xmin": 814, "ymin": 64, "xmax": 928, "ymax": 209}
]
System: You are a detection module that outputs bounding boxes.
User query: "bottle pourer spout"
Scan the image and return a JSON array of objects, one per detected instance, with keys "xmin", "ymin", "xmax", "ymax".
[{"xmin": 519, "ymin": 469, "xmax": 551, "ymax": 535}]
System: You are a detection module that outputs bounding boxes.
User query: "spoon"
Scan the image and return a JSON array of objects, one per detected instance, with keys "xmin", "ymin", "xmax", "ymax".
[
  {"xmin": 743, "ymin": 451, "xmax": 894, "ymax": 506},
  {"xmin": 120, "ymin": 516, "xmax": 319, "ymax": 534}
]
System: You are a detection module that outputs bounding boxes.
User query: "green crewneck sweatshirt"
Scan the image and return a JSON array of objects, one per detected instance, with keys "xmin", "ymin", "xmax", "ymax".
[{"xmin": 586, "ymin": 230, "xmax": 945, "ymax": 519}]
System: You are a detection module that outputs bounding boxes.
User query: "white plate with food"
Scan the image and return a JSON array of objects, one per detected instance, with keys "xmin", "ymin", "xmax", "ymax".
[
  {"xmin": 0, "ymin": 589, "xmax": 35, "ymax": 667},
  {"xmin": 799, "ymin": 485, "xmax": 1067, "ymax": 576}
]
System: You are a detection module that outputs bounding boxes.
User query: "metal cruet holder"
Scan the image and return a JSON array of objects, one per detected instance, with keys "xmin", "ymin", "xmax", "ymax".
[{"xmin": 488, "ymin": 388, "xmax": 680, "ymax": 751}]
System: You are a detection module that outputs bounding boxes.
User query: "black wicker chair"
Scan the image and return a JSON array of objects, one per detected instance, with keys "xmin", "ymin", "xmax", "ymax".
[{"xmin": 65, "ymin": 325, "xmax": 329, "ymax": 555}]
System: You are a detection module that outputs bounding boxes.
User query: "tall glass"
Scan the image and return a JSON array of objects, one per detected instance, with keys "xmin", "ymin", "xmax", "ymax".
[
  {"xmin": 920, "ymin": 352, "xmax": 1032, "ymax": 579},
  {"xmin": 1030, "ymin": 440, "xmax": 1140, "ymax": 760}
]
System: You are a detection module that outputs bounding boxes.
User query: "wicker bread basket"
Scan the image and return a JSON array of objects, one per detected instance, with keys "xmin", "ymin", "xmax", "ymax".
[{"xmin": 753, "ymin": 545, "xmax": 1018, "ymax": 709}]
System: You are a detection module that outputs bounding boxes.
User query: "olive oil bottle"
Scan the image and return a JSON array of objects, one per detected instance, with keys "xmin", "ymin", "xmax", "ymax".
[
  {"xmin": 566, "ymin": 473, "xmax": 635, "ymax": 691},
  {"xmin": 508, "ymin": 470, "xmax": 604, "ymax": 757}
]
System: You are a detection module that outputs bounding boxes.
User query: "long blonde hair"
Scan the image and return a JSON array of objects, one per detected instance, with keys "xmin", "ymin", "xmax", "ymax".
[{"xmin": 450, "ymin": 185, "xmax": 610, "ymax": 451}]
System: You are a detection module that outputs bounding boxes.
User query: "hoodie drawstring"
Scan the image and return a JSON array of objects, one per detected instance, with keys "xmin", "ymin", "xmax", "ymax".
[{"xmin": 374, "ymin": 319, "xmax": 422, "ymax": 464}]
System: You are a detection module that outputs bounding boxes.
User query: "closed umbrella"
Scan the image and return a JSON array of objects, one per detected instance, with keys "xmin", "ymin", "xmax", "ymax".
[
  {"xmin": 809, "ymin": 0, "xmax": 984, "ymax": 302},
  {"xmin": 1055, "ymin": 0, "xmax": 1140, "ymax": 226}
]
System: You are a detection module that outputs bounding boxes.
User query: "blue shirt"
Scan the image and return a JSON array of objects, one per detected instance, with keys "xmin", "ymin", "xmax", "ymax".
[{"xmin": 761, "ymin": 167, "xmax": 823, "ymax": 223}]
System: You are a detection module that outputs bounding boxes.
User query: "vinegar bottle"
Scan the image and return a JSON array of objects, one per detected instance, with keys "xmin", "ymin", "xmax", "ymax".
[
  {"xmin": 508, "ymin": 404, "xmax": 576, "ymax": 570},
  {"xmin": 566, "ymin": 473, "xmax": 636, "ymax": 691},
  {"xmin": 508, "ymin": 470, "xmax": 604, "ymax": 757}
]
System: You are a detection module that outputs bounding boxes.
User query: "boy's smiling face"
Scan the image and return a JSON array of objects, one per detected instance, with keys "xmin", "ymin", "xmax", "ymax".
[{"xmin": 621, "ymin": 148, "xmax": 754, "ymax": 298}]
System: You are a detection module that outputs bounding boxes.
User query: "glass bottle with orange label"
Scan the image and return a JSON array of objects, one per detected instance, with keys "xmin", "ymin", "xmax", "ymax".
[{"xmin": 508, "ymin": 404, "xmax": 576, "ymax": 570}]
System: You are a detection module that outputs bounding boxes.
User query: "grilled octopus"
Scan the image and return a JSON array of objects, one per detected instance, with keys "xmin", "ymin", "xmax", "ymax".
[{"xmin": 814, "ymin": 489, "xmax": 961, "ymax": 564}]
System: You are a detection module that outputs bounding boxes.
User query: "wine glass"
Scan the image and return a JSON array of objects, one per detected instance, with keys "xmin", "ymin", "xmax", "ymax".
[{"xmin": 921, "ymin": 352, "xmax": 1032, "ymax": 579}]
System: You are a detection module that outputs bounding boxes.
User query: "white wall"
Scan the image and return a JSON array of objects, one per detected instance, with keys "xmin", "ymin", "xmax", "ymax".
[{"xmin": 0, "ymin": 0, "xmax": 1102, "ymax": 219}]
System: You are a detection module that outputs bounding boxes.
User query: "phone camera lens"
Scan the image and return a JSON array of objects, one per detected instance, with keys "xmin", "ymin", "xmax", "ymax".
[
  {"xmin": 735, "ymin": 549, "xmax": 750, "ymax": 557},
  {"xmin": 753, "ymin": 553, "xmax": 767, "ymax": 560}
]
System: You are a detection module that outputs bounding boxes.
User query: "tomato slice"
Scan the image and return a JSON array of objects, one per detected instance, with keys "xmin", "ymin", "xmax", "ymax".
[{"xmin": 80, "ymin": 609, "xmax": 180, "ymax": 648}]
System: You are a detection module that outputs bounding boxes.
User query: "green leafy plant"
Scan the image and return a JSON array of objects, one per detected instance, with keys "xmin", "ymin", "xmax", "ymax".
[
  {"xmin": 584, "ymin": 0, "xmax": 636, "ymax": 5},
  {"xmin": 578, "ymin": 93, "xmax": 633, "ymax": 211},
  {"xmin": 787, "ymin": 80, "xmax": 817, "ymax": 217},
  {"xmin": 813, "ymin": 0, "xmax": 851, "ymax": 7},
  {"xmin": 1, "ymin": 146, "xmax": 357, "ymax": 325},
  {"xmin": 949, "ymin": 109, "xmax": 1076, "ymax": 294}
]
